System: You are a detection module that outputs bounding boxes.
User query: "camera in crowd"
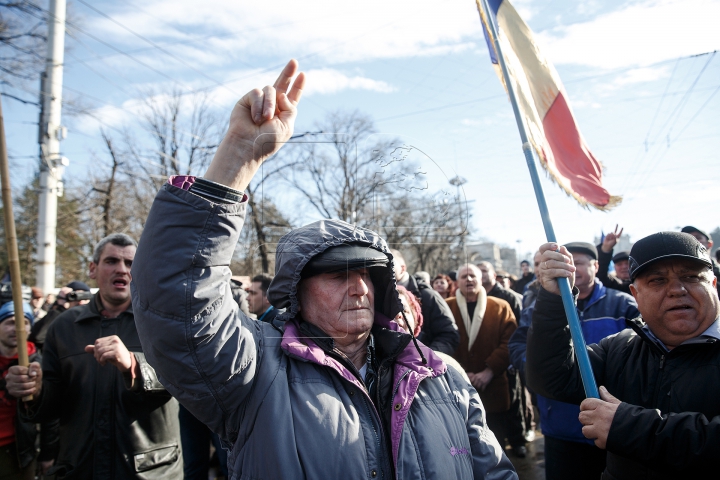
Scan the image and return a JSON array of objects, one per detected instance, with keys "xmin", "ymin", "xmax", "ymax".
[{"xmin": 67, "ymin": 290, "xmax": 92, "ymax": 302}]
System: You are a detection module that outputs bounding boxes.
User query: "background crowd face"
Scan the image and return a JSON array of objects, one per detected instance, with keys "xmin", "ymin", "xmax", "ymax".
[
  {"xmin": 457, "ymin": 265, "xmax": 482, "ymax": 297},
  {"xmin": 630, "ymin": 258, "xmax": 719, "ymax": 347},
  {"xmin": 614, "ymin": 259, "xmax": 631, "ymax": 282},
  {"xmin": 247, "ymin": 281, "xmax": 270, "ymax": 316},
  {"xmin": 0, "ymin": 316, "xmax": 30, "ymax": 353},
  {"xmin": 89, "ymin": 244, "xmax": 135, "ymax": 307},
  {"xmin": 432, "ymin": 277, "xmax": 449, "ymax": 295},
  {"xmin": 571, "ymin": 253, "xmax": 597, "ymax": 294},
  {"xmin": 297, "ymin": 268, "xmax": 375, "ymax": 339},
  {"xmin": 476, "ymin": 262, "xmax": 496, "ymax": 290}
]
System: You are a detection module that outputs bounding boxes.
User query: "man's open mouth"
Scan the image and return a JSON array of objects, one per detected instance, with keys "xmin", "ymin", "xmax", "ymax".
[
  {"xmin": 668, "ymin": 305, "xmax": 692, "ymax": 311},
  {"xmin": 113, "ymin": 279, "xmax": 128, "ymax": 287}
]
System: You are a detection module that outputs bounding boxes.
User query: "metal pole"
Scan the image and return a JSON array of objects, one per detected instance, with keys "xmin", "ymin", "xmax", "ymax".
[
  {"xmin": 0, "ymin": 99, "xmax": 32, "ymax": 401},
  {"xmin": 477, "ymin": 0, "xmax": 599, "ymax": 398},
  {"xmin": 36, "ymin": 0, "xmax": 67, "ymax": 294}
]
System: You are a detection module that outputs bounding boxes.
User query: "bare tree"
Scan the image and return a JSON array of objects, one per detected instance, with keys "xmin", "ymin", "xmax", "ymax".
[
  {"xmin": 284, "ymin": 109, "xmax": 471, "ymax": 275},
  {"xmin": 288, "ymin": 110, "xmax": 422, "ymax": 225},
  {"xmin": 118, "ymin": 89, "xmax": 221, "ymax": 225},
  {"xmin": 0, "ymin": 1, "xmax": 47, "ymax": 88},
  {"xmin": 243, "ymin": 159, "xmax": 296, "ymax": 274},
  {"xmin": 0, "ymin": 174, "xmax": 88, "ymax": 285},
  {"xmin": 92, "ymin": 130, "xmax": 121, "ymax": 238}
]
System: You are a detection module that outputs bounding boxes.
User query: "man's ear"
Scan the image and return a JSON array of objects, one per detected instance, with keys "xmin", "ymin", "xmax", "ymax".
[
  {"xmin": 629, "ymin": 282, "xmax": 638, "ymax": 299},
  {"xmin": 88, "ymin": 262, "xmax": 97, "ymax": 280}
]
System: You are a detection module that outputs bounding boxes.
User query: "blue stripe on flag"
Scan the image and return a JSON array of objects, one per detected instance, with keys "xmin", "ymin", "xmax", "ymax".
[
  {"xmin": 487, "ymin": 0, "xmax": 503, "ymax": 15},
  {"xmin": 481, "ymin": 22, "xmax": 498, "ymax": 64}
]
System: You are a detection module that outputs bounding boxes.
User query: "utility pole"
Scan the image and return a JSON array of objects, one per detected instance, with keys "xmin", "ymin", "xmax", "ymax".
[{"xmin": 36, "ymin": 0, "xmax": 67, "ymax": 293}]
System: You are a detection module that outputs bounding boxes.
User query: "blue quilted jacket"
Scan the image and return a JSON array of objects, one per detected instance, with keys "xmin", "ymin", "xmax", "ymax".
[{"xmin": 509, "ymin": 279, "xmax": 638, "ymax": 444}]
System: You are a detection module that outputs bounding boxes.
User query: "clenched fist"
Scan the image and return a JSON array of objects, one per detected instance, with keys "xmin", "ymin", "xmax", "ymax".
[{"xmin": 6, "ymin": 362, "xmax": 43, "ymax": 398}]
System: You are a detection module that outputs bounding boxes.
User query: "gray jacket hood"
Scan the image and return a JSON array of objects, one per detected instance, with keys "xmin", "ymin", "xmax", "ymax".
[{"xmin": 268, "ymin": 219, "xmax": 402, "ymax": 323}]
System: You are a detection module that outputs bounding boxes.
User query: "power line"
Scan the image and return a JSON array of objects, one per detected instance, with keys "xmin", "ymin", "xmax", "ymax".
[{"xmin": 74, "ymin": 0, "xmax": 241, "ymax": 97}]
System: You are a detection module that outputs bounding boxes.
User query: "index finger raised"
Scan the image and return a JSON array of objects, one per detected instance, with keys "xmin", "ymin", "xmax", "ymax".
[{"xmin": 273, "ymin": 59, "xmax": 299, "ymax": 94}]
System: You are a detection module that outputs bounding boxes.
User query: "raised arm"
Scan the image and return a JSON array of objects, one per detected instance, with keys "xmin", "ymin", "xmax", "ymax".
[{"xmin": 131, "ymin": 60, "xmax": 305, "ymax": 442}]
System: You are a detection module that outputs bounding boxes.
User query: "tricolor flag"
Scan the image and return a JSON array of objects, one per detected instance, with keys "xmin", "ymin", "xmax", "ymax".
[{"xmin": 477, "ymin": 0, "xmax": 621, "ymax": 210}]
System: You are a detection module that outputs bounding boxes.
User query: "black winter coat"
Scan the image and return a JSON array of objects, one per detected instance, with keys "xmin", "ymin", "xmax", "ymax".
[
  {"xmin": 22, "ymin": 296, "xmax": 183, "ymax": 479},
  {"xmin": 527, "ymin": 288, "xmax": 720, "ymax": 479},
  {"xmin": 401, "ymin": 275, "xmax": 459, "ymax": 354}
]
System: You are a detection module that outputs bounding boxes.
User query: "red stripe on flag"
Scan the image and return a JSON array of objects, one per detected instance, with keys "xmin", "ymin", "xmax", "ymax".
[{"xmin": 542, "ymin": 91, "xmax": 612, "ymax": 208}]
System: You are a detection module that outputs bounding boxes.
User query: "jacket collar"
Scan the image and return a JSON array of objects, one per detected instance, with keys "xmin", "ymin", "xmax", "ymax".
[
  {"xmin": 74, "ymin": 293, "xmax": 133, "ymax": 322},
  {"xmin": 281, "ymin": 314, "xmax": 445, "ymax": 379},
  {"xmin": 627, "ymin": 317, "xmax": 719, "ymax": 355},
  {"xmin": 579, "ymin": 279, "xmax": 606, "ymax": 311}
]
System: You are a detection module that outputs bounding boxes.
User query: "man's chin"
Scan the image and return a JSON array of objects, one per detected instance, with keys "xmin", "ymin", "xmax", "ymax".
[
  {"xmin": 103, "ymin": 291, "xmax": 131, "ymax": 305},
  {"xmin": 340, "ymin": 311, "xmax": 375, "ymax": 330}
]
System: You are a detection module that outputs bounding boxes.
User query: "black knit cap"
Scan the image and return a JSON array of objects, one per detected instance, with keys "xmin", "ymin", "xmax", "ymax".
[
  {"xmin": 564, "ymin": 242, "xmax": 598, "ymax": 261},
  {"xmin": 629, "ymin": 231, "xmax": 712, "ymax": 280},
  {"xmin": 612, "ymin": 251, "xmax": 629, "ymax": 263},
  {"xmin": 301, "ymin": 243, "xmax": 389, "ymax": 278}
]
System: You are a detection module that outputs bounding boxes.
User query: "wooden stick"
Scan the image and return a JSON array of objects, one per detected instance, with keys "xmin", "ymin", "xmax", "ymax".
[{"xmin": 0, "ymin": 98, "xmax": 33, "ymax": 401}]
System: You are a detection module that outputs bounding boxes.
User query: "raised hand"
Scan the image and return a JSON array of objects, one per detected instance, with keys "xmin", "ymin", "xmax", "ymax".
[
  {"xmin": 601, "ymin": 224, "xmax": 623, "ymax": 253},
  {"xmin": 536, "ymin": 242, "xmax": 576, "ymax": 295},
  {"xmin": 204, "ymin": 59, "xmax": 306, "ymax": 192}
]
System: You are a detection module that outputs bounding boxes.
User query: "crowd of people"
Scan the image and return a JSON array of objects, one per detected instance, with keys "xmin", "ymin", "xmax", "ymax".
[{"xmin": 1, "ymin": 60, "xmax": 718, "ymax": 480}]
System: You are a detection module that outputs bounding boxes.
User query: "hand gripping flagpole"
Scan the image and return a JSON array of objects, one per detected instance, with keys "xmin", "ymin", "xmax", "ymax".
[{"xmin": 477, "ymin": 0, "xmax": 599, "ymax": 399}]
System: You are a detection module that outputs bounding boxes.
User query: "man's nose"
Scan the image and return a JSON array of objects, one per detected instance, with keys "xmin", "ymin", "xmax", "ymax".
[
  {"xmin": 348, "ymin": 272, "xmax": 370, "ymax": 297},
  {"xmin": 667, "ymin": 277, "xmax": 687, "ymax": 295}
]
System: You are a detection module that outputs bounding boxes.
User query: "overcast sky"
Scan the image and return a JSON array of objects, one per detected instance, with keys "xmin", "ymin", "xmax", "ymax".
[{"xmin": 5, "ymin": 0, "xmax": 719, "ymax": 259}]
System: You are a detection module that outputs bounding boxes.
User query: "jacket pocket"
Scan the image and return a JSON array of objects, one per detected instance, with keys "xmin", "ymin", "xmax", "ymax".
[{"xmin": 133, "ymin": 444, "xmax": 179, "ymax": 472}]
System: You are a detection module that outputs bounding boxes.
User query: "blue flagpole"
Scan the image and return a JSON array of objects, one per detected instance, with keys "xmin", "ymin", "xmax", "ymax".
[{"xmin": 478, "ymin": 0, "xmax": 599, "ymax": 399}]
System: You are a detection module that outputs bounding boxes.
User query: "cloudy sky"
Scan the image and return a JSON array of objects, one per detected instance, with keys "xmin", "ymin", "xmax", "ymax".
[{"xmin": 5, "ymin": 0, "xmax": 720, "ymax": 258}]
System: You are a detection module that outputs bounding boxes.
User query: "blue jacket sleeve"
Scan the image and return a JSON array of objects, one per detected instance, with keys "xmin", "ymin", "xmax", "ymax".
[{"xmin": 131, "ymin": 184, "xmax": 269, "ymax": 444}]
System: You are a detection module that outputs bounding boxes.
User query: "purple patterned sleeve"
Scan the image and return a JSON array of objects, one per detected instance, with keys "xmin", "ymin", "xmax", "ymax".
[{"xmin": 168, "ymin": 175, "xmax": 196, "ymax": 191}]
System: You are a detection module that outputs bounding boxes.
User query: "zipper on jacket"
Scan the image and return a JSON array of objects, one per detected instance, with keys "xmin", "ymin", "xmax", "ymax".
[
  {"xmin": 659, "ymin": 354, "xmax": 665, "ymax": 370},
  {"xmin": 391, "ymin": 370, "xmax": 410, "ymax": 405}
]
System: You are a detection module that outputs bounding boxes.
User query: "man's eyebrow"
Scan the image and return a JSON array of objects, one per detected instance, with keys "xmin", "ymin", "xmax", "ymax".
[{"xmin": 640, "ymin": 268, "xmax": 667, "ymax": 277}]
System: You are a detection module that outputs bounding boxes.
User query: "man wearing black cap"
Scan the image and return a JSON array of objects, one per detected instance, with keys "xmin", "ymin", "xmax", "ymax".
[
  {"xmin": 527, "ymin": 231, "xmax": 720, "ymax": 479},
  {"xmin": 681, "ymin": 225, "xmax": 720, "ymax": 298}
]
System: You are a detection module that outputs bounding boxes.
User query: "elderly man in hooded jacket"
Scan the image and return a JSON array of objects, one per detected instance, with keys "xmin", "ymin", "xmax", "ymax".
[{"xmin": 130, "ymin": 60, "xmax": 516, "ymax": 480}]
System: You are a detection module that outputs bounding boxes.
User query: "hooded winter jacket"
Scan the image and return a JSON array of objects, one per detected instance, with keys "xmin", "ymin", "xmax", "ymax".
[{"xmin": 132, "ymin": 180, "xmax": 517, "ymax": 480}]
